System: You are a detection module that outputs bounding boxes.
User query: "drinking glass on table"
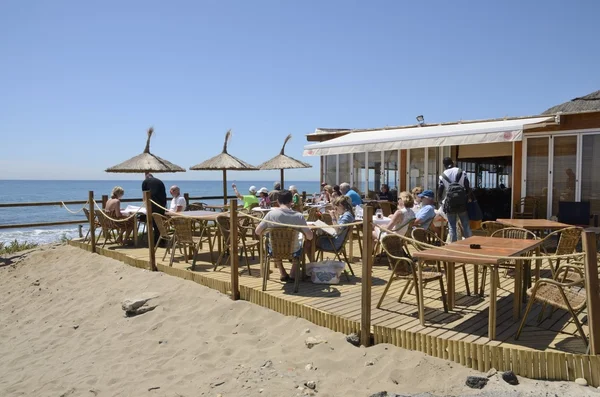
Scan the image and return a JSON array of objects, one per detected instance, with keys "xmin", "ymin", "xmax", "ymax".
[{"xmin": 375, "ymin": 208, "xmax": 383, "ymax": 219}]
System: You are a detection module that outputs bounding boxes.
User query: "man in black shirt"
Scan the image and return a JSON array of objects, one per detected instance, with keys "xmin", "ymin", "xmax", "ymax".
[
  {"xmin": 142, "ymin": 172, "xmax": 167, "ymax": 245},
  {"xmin": 377, "ymin": 184, "xmax": 394, "ymax": 201}
]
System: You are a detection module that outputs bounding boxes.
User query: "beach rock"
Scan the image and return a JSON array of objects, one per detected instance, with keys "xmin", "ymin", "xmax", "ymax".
[
  {"xmin": 261, "ymin": 360, "xmax": 273, "ymax": 369},
  {"xmin": 367, "ymin": 393, "xmax": 409, "ymax": 397},
  {"xmin": 502, "ymin": 371, "xmax": 519, "ymax": 385},
  {"xmin": 465, "ymin": 376, "xmax": 488, "ymax": 389},
  {"xmin": 121, "ymin": 295, "xmax": 158, "ymax": 317},
  {"xmin": 486, "ymin": 367, "xmax": 497, "ymax": 378},
  {"xmin": 72, "ymin": 324, "xmax": 79, "ymax": 330},
  {"xmin": 304, "ymin": 381, "xmax": 316, "ymax": 390},
  {"xmin": 305, "ymin": 336, "xmax": 325, "ymax": 349},
  {"xmin": 365, "ymin": 360, "xmax": 374, "ymax": 366},
  {"xmin": 305, "ymin": 363, "xmax": 313, "ymax": 371},
  {"xmin": 575, "ymin": 377, "xmax": 588, "ymax": 386},
  {"xmin": 346, "ymin": 332, "xmax": 361, "ymax": 347}
]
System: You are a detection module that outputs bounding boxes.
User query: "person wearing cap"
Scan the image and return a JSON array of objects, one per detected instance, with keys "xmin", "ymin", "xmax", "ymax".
[
  {"xmin": 231, "ymin": 183, "xmax": 259, "ymax": 209},
  {"xmin": 268, "ymin": 182, "xmax": 281, "ymax": 204},
  {"xmin": 257, "ymin": 187, "xmax": 271, "ymax": 208},
  {"xmin": 413, "ymin": 190, "xmax": 437, "ymax": 230}
]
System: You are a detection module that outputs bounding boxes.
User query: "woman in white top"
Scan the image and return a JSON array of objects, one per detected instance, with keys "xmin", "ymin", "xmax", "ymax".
[{"xmin": 372, "ymin": 191, "xmax": 416, "ymax": 241}]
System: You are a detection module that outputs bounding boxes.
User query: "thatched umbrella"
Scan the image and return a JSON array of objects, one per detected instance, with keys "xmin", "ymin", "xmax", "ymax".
[
  {"xmin": 257, "ymin": 134, "xmax": 312, "ymax": 189},
  {"xmin": 542, "ymin": 89, "xmax": 600, "ymax": 114},
  {"xmin": 105, "ymin": 127, "xmax": 186, "ymax": 173},
  {"xmin": 189, "ymin": 130, "xmax": 257, "ymax": 204}
]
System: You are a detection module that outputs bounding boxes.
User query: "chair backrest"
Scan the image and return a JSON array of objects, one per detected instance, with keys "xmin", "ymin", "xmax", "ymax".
[
  {"xmin": 306, "ymin": 207, "xmax": 320, "ymax": 222},
  {"xmin": 95, "ymin": 209, "xmax": 117, "ymax": 230},
  {"xmin": 320, "ymin": 212, "xmax": 334, "ymax": 225},
  {"xmin": 264, "ymin": 227, "xmax": 303, "ymax": 260},
  {"xmin": 411, "ymin": 227, "xmax": 444, "ymax": 251},
  {"xmin": 169, "ymin": 216, "xmax": 195, "ymax": 244},
  {"xmin": 545, "ymin": 226, "xmax": 583, "ymax": 255},
  {"xmin": 152, "ymin": 213, "xmax": 171, "ymax": 237},
  {"xmin": 379, "ymin": 201, "xmax": 393, "ymax": 217},
  {"xmin": 83, "ymin": 207, "xmax": 91, "ymax": 222},
  {"xmin": 380, "ymin": 234, "xmax": 415, "ymax": 277},
  {"xmin": 515, "ymin": 196, "xmax": 538, "ymax": 218},
  {"xmin": 481, "ymin": 221, "xmax": 508, "ymax": 237},
  {"xmin": 188, "ymin": 202, "xmax": 206, "ymax": 211},
  {"xmin": 216, "ymin": 213, "xmax": 231, "ymax": 241},
  {"xmin": 490, "ymin": 227, "xmax": 537, "ymax": 240}
]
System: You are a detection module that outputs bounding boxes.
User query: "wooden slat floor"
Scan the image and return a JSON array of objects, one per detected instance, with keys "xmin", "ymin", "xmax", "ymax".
[{"xmin": 88, "ymin": 238, "xmax": 589, "ymax": 355}]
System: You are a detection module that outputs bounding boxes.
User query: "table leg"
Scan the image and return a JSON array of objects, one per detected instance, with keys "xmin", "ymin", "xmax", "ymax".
[
  {"xmin": 348, "ymin": 225, "xmax": 354, "ymax": 260},
  {"xmin": 418, "ymin": 260, "xmax": 425, "ymax": 326},
  {"xmin": 488, "ymin": 264, "xmax": 498, "ymax": 340},
  {"xmin": 535, "ymin": 246, "xmax": 541, "ymax": 282},
  {"xmin": 133, "ymin": 216, "xmax": 139, "ymax": 247},
  {"xmin": 446, "ymin": 262, "xmax": 455, "ymax": 310},
  {"xmin": 473, "ymin": 264, "xmax": 479, "ymax": 298},
  {"xmin": 513, "ymin": 259, "xmax": 522, "ymax": 320}
]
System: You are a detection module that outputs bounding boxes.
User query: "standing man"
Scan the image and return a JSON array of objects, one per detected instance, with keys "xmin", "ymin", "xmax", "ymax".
[
  {"xmin": 340, "ymin": 182, "xmax": 362, "ymax": 206},
  {"xmin": 142, "ymin": 172, "xmax": 167, "ymax": 245},
  {"xmin": 437, "ymin": 157, "xmax": 472, "ymax": 242},
  {"xmin": 169, "ymin": 185, "xmax": 186, "ymax": 213}
]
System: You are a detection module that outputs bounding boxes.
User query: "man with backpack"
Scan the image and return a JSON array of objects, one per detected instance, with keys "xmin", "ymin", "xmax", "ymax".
[{"xmin": 437, "ymin": 157, "xmax": 472, "ymax": 242}]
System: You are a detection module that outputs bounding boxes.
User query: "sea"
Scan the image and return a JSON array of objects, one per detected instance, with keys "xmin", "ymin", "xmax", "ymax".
[{"xmin": 0, "ymin": 180, "xmax": 320, "ymax": 245}]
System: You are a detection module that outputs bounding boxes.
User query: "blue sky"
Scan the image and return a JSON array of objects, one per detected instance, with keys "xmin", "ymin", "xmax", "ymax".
[{"xmin": 1, "ymin": 0, "xmax": 599, "ymax": 181}]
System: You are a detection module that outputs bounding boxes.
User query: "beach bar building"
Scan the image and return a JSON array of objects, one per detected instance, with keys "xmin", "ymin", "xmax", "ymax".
[{"xmin": 303, "ymin": 90, "xmax": 600, "ymax": 224}]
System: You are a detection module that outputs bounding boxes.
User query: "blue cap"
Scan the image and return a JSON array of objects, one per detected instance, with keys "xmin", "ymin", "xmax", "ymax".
[{"xmin": 418, "ymin": 190, "xmax": 434, "ymax": 199}]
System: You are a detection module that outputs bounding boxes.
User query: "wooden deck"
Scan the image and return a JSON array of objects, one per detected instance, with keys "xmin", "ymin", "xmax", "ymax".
[{"xmin": 69, "ymin": 237, "xmax": 599, "ymax": 386}]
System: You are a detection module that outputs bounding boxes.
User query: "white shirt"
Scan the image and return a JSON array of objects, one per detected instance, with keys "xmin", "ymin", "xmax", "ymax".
[
  {"xmin": 170, "ymin": 196, "xmax": 186, "ymax": 212},
  {"xmin": 439, "ymin": 167, "xmax": 467, "ymax": 205}
]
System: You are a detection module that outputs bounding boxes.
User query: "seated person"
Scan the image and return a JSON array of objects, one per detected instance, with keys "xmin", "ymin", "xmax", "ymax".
[
  {"xmin": 413, "ymin": 190, "xmax": 437, "ymax": 230},
  {"xmin": 306, "ymin": 196, "xmax": 355, "ymax": 261},
  {"xmin": 289, "ymin": 185, "xmax": 303, "ymax": 212},
  {"xmin": 232, "ymin": 183, "xmax": 259, "ymax": 209},
  {"xmin": 168, "ymin": 185, "xmax": 186, "ymax": 212},
  {"xmin": 104, "ymin": 186, "xmax": 134, "ymax": 242},
  {"xmin": 373, "ymin": 191, "xmax": 415, "ymax": 241},
  {"xmin": 255, "ymin": 190, "xmax": 313, "ymax": 281},
  {"xmin": 340, "ymin": 182, "xmax": 362, "ymax": 206},
  {"xmin": 322, "ymin": 185, "xmax": 334, "ymax": 203},
  {"xmin": 377, "ymin": 184, "xmax": 394, "ymax": 201},
  {"xmin": 411, "ymin": 186, "xmax": 424, "ymax": 212},
  {"xmin": 268, "ymin": 182, "xmax": 281, "ymax": 204},
  {"xmin": 332, "ymin": 185, "xmax": 342, "ymax": 199},
  {"xmin": 258, "ymin": 187, "xmax": 271, "ymax": 208}
]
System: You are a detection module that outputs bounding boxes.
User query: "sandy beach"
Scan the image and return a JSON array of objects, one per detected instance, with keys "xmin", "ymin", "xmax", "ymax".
[{"xmin": 0, "ymin": 244, "xmax": 597, "ymax": 397}]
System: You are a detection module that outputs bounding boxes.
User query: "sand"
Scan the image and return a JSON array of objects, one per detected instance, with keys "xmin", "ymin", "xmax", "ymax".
[{"xmin": 0, "ymin": 244, "xmax": 597, "ymax": 397}]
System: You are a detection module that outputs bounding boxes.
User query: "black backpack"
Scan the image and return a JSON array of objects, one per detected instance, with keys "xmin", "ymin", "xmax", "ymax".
[{"xmin": 442, "ymin": 169, "xmax": 467, "ymax": 214}]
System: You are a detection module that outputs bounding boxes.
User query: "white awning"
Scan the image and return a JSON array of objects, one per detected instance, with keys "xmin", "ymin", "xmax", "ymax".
[{"xmin": 303, "ymin": 116, "xmax": 555, "ymax": 157}]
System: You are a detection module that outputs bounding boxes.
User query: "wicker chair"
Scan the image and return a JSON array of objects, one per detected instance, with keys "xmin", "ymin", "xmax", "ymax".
[
  {"xmin": 94, "ymin": 209, "xmax": 132, "ymax": 248},
  {"xmin": 262, "ymin": 227, "xmax": 307, "ymax": 293},
  {"xmin": 378, "ymin": 234, "xmax": 448, "ymax": 311},
  {"xmin": 481, "ymin": 221, "xmax": 508, "ymax": 237},
  {"xmin": 378, "ymin": 201, "xmax": 393, "ymax": 217},
  {"xmin": 169, "ymin": 216, "xmax": 203, "ymax": 269},
  {"xmin": 315, "ymin": 224, "xmax": 355, "ymax": 280},
  {"xmin": 540, "ymin": 226, "xmax": 583, "ymax": 277},
  {"xmin": 306, "ymin": 207, "xmax": 321, "ymax": 222},
  {"xmin": 372, "ymin": 218, "xmax": 415, "ymax": 267},
  {"xmin": 514, "ymin": 196, "xmax": 538, "ymax": 219},
  {"xmin": 412, "ymin": 228, "xmax": 471, "ymax": 296},
  {"xmin": 515, "ymin": 262, "xmax": 588, "ymax": 348},
  {"xmin": 214, "ymin": 213, "xmax": 259, "ymax": 275},
  {"xmin": 152, "ymin": 213, "xmax": 175, "ymax": 260},
  {"xmin": 188, "ymin": 202, "xmax": 207, "ymax": 211},
  {"xmin": 82, "ymin": 208, "xmax": 101, "ymax": 244}
]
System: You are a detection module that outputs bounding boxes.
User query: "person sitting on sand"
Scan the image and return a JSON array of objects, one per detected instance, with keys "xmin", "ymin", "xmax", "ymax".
[
  {"xmin": 258, "ymin": 187, "xmax": 271, "ymax": 208},
  {"xmin": 372, "ymin": 191, "xmax": 415, "ymax": 242},
  {"xmin": 232, "ymin": 183, "xmax": 259, "ymax": 209},
  {"xmin": 104, "ymin": 186, "xmax": 135, "ymax": 243},
  {"xmin": 255, "ymin": 190, "xmax": 313, "ymax": 281},
  {"xmin": 168, "ymin": 185, "xmax": 186, "ymax": 213}
]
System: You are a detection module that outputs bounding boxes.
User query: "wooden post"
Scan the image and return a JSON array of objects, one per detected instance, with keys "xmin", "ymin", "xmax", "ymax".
[
  {"xmin": 229, "ymin": 200, "xmax": 240, "ymax": 300},
  {"xmin": 88, "ymin": 191, "xmax": 96, "ymax": 253},
  {"xmin": 223, "ymin": 170, "xmax": 228, "ymax": 205},
  {"xmin": 583, "ymin": 231, "xmax": 600, "ymax": 355},
  {"xmin": 280, "ymin": 169, "xmax": 285, "ymax": 191},
  {"xmin": 101, "ymin": 195, "xmax": 108, "ymax": 209},
  {"xmin": 183, "ymin": 193, "xmax": 190, "ymax": 209},
  {"xmin": 361, "ymin": 205, "xmax": 373, "ymax": 346},
  {"xmin": 144, "ymin": 191, "xmax": 156, "ymax": 271},
  {"xmin": 302, "ymin": 191, "xmax": 306, "ymax": 203}
]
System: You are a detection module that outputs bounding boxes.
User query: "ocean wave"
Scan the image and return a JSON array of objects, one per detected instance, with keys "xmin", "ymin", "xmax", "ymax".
[{"xmin": 0, "ymin": 227, "xmax": 83, "ymax": 245}]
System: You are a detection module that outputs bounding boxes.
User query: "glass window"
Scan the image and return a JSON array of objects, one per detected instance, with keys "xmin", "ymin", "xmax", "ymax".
[
  {"xmin": 581, "ymin": 134, "xmax": 600, "ymax": 218},
  {"xmin": 427, "ymin": 147, "xmax": 438, "ymax": 192},
  {"xmin": 323, "ymin": 155, "xmax": 337, "ymax": 186},
  {"xmin": 352, "ymin": 153, "xmax": 366, "ymax": 196},
  {"xmin": 526, "ymin": 137, "xmax": 549, "ymax": 218},
  {"xmin": 338, "ymin": 154, "xmax": 351, "ymax": 187},
  {"xmin": 409, "ymin": 148, "xmax": 425, "ymax": 191},
  {"xmin": 367, "ymin": 151, "xmax": 382, "ymax": 194},
  {"xmin": 383, "ymin": 150, "xmax": 399, "ymax": 191},
  {"xmin": 551, "ymin": 136, "xmax": 577, "ymax": 217}
]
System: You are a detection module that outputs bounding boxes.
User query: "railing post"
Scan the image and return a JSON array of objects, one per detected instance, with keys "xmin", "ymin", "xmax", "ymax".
[
  {"xmin": 88, "ymin": 191, "xmax": 96, "ymax": 253},
  {"xmin": 361, "ymin": 204, "xmax": 373, "ymax": 347},
  {"xmin": 229, "ymin": 200, "xmax": 240, "ymax": 300},
  {"xmin": 184, "ymin": 193, "xmax": 190, "ymax": 209},
  {"xmin": 302, "ymin": 191, "xmax": 307, "ymax": 203},
  {"xmin": 144, "ymin": 191, "xmax": 156, "ymax": 271},
  {"xmin": 102, "ymin": 195, "xmax": 108, "ymax": 209},
  {"xmin": 583, "ymin": 231, "xmax": 600, "ymax": 355}
]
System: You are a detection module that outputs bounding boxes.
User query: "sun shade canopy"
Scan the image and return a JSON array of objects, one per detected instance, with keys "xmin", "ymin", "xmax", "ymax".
[{"xmin": 303, "ymin": 116, "xmax": 555, "ymax": 157}]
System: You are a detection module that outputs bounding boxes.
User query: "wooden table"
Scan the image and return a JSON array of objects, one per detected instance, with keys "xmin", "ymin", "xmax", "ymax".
[
  {"xmin": 411, "ymin": 236, "xmax": 543, "ymax": 339},
  {"xmin": 169, "ymin": 210, "xmax": 222, "ymax": 263},
  {"xmin": 203, "ymin": 204, "xmax": 229, "ymax": 212},
  {"xmin": 496, "ymin": 218, "xmax": 570, "ymax": 231}
]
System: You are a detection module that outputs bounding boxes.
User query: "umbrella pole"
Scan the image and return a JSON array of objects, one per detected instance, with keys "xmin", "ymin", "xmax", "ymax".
[
  {"xmin": 223, "ymin": 170, "xmax": 227, "ymax": 205},
  {"xmin": 280, "ymin": 169, "xmax": 284, "ymax": 190}
]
